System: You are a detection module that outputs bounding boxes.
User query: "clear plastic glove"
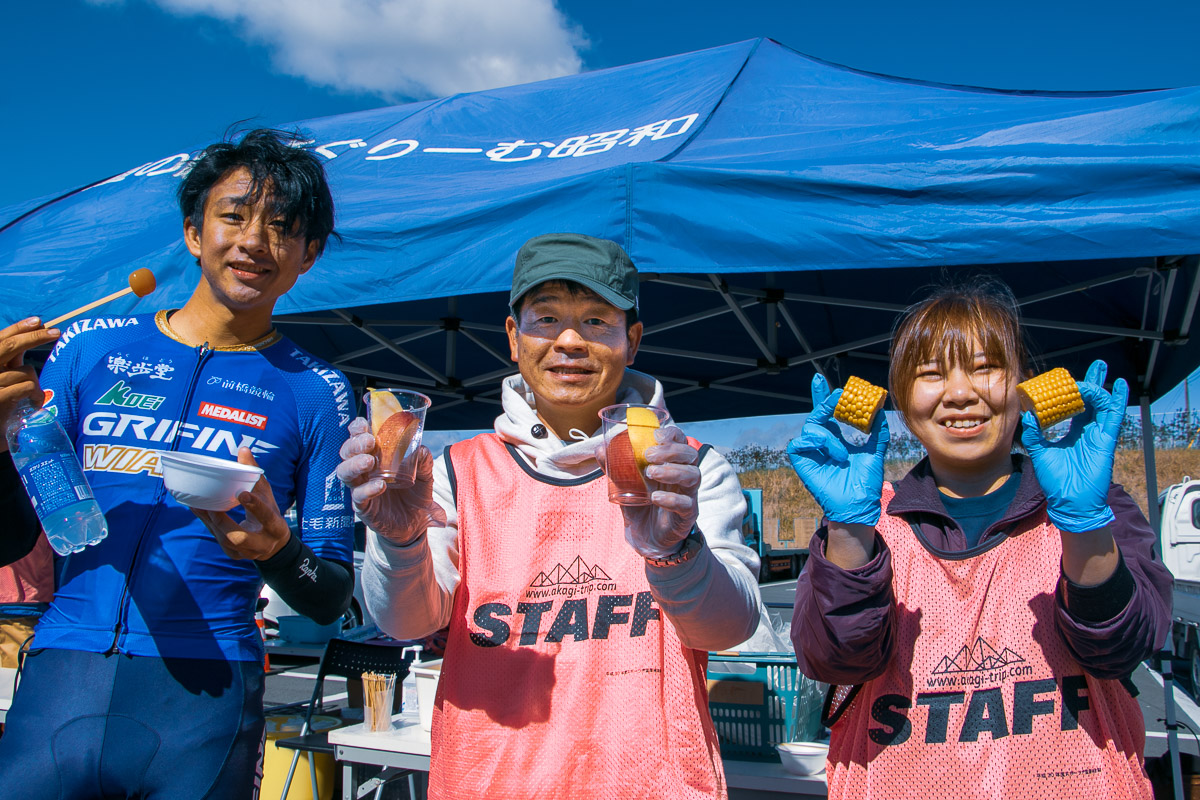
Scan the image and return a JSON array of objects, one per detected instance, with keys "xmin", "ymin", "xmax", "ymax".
[
  {"xmin": 598, "ymin": 425, "xmax": 701, "ymax": 560},
  {"xmin": 1020, "ymin": 360, "xmax": 1127, "ymax": 533},
  {"xmin": 786, "ymin": 373, "xmax": 889, "ymax": 526},
  {"xmin": 335, "ymin": 417, "xmax": 447, "ymax": 545}
]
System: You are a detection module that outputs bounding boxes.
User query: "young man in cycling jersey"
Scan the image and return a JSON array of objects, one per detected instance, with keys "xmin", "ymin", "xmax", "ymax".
[{"xmin": 0, "ymin": 129, "xmax": 355, "ymax": 800}]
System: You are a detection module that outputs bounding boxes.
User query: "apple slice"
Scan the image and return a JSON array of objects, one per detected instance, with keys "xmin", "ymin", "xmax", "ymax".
[
  {"xmin": 374, "ymin": 410, "xmax": 419, "ymax": 480},
  {"xmin": 375, "ymin": 411, "xmax": 419, "ymax": 478},
  {"xmin": 625, "ymin": 406, "xmax": 660, "ymax": 474},
  {"xmin": 606, "ymin": 430, "xmax": 647, "ymax": 495}
]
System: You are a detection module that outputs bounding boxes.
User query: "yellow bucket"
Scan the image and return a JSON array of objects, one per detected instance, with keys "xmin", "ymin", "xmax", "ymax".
[{"xmin": 261, "ymin": 714, "xmax": 340, "ymax": 800}]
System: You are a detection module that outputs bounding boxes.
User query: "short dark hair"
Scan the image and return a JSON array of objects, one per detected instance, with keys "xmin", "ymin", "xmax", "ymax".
[
  {"xmin": 510, "ymin": 279, "xmax": 639, "ymax": 329},
  {"xmin": 178, "ymin": 128, "xmax": 336, "ymax": 255}
]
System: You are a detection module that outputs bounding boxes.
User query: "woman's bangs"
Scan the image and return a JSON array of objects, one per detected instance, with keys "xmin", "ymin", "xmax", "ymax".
[{"xmin": 916, "ymin": 300, "xmax": 1019, "ymax": 373}]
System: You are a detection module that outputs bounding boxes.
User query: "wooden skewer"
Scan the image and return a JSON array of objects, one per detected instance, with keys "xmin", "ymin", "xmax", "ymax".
[
  {"xmin": 44, "ymin": 268, "xmax": 157, "ymax": 329},
  {"xmin": 45, "ymin": 287, "xmax": 135, "ymax": 329},
  {"xmin": 362, "ymin": 671, "xmax": 396, "ymax": 731}
]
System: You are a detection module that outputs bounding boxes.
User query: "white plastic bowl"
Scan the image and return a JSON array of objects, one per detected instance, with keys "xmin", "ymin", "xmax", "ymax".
[
  {"xmin": 159, "ymin": 451, "xmax": 263, "ymax": 511},
  {"xmin": 776, "ymin": 741, "xmax": 828, "ymax": 776}
]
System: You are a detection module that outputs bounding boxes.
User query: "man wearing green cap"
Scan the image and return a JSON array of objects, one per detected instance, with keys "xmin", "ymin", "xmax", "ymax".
[{"xmin": 337, "ymin": 233, "xmax": 763, "ymax": 799}]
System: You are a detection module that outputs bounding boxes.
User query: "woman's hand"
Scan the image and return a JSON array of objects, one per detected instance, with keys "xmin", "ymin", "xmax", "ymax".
[
  {"xmin": 1020, "ymin": 360, "xmax": 1128, "ymax": 533},
  {"xmin": 786, "ymin": 373, "xmax": 889, "ymax": 527}
]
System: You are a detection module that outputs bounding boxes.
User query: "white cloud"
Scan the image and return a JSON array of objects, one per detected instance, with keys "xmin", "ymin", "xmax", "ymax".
[{"xmin": 126, "ymin": 0, "xmax": 586, "ymax": 99}]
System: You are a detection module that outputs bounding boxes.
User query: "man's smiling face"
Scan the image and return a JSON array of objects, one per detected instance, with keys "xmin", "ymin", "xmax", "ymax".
[
  {"xmin": 184, "ymin": 166, "xmax": 317, "ymax": 315},
  {"xmin": 505, "ymin": 280, "xmax": 642, "ymax": 434}
]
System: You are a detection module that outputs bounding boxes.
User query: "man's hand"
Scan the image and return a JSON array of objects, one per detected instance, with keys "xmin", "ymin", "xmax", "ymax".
[
  {"xmin": 601, "ymin": 425, "xmax": 701, "ymax": 560},
  {"xmin": 0, "ymin": 318, "xmax": 61, "ymax": 453},
  {"xmin": 192, "ymin": 447, "xmax": 291, "ymax": 561},
  {"xmin": 335, "ymin": 417, "xmax": 445, "ymax": 545}
]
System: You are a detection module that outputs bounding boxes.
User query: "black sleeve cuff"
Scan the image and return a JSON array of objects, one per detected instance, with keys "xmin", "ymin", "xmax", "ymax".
[
  {"xmin": 1064, "ymin": 551, "xmax": 1135, "ymax": 623},
  {"xmin": 255, "ymin": 533, "xmax": 354, "ymax": 625},
  {"xmin": 256, "ymin": 531, "xmax": 305, "ymax": 573}
]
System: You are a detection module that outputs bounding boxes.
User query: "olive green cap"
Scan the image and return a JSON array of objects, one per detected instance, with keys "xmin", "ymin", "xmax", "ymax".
[{"xmin": 509, "ymin": 233, "xmax": 639, "ymax": 312}]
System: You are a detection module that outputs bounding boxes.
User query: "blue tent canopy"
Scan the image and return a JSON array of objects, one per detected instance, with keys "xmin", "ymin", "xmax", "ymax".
[{"xmin": 4, "ymin": 38, "xmax": 1200, "ymax": 429}]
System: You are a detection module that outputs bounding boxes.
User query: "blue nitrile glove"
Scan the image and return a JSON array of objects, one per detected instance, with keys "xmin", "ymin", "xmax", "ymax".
[
  {"xmin": 786, "ymin": 373, "xmax": 890, "ymax": 527},
  {"xmin": 1020, "ymin": 360, "xmax": 1128, "ymax": 533}
]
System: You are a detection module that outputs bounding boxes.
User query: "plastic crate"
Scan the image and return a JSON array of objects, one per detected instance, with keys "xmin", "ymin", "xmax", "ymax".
[{"xmin": 706, "ymin": 652, "xmax": 800, "ymax": 762}]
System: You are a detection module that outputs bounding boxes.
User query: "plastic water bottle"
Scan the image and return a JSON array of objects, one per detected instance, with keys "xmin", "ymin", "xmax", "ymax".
[{"xmin": 5, "ymin": 398, "xmax": 108, "ymax": 555}]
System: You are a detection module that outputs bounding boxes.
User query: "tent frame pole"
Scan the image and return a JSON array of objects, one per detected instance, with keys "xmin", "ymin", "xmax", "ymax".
[
  {"xmin": 1162, "ymin": 650, "xmax": 1185, "ymax": 800},
  {"xmin": 1142, "ymin": 395, "xmax": 1160, "ymax": 532},
  {"xmin": 456, "ymin": 328, "xmax": 511, "ymax": 367},
  {"xmin": 270, "ymin": 260, "xmax": 1200, "ymax": 422},
  {"xmin": 333, "ymin": 326, "xmax": 442, "ymax": 364},
  {"xmin": 707, "ymin": 273, "xmax": 776, "ymax": 362},
  {"xmin": 1143, "ymin": 262, "xmax": 1180, "ymax": 389},
  {"xmin": 332, "ymin": 309, "xmax": 448, "ymax": 385},
  {"xmin": 641, "ymin": 298, "xmax": 759, "ymax": 336}
]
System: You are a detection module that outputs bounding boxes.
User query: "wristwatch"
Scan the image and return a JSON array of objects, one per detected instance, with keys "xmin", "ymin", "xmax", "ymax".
[{"xmin": 644, "ymin": 529, "xmax": 704, "ymax": 568}]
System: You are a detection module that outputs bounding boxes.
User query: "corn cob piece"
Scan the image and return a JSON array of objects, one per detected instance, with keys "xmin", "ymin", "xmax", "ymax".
[
  {"xmin": 1017, "ymin": 367, "xmax": 1085, "ymax": 428},
  {"xmin": 833, "ymin": 376, "xmax": 888, "ymax": 433}
]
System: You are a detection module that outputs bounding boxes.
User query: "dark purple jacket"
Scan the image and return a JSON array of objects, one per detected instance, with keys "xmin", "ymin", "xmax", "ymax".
[{"xmin": 791, "ymin": 454, "xmax": 1173, "ymax": 685}]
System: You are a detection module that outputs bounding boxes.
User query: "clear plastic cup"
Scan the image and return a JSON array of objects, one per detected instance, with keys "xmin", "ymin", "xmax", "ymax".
[
  {"xmin": 364, "ymin": 389, "xmax": 430, "ymax": 487},
  {"xmin": 599, "ymin": 404, "xmax": 670, "ymax": 506}
]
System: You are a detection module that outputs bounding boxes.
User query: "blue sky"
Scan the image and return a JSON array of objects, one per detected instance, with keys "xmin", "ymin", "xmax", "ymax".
[{"xmin": 5, "ymin": 0, "xmax": 1199, "ymax": 448}]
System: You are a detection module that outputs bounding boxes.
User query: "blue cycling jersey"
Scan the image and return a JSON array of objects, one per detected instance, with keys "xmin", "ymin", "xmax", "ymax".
[{"xmin": 35, "ymin": 310, "xmax": 354, "ymax": 662}]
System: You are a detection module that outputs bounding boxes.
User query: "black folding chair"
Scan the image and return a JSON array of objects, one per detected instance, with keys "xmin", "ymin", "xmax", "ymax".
[{"xmin": 277, "ymin": 638, "xmax": 416, "ymax": 800}]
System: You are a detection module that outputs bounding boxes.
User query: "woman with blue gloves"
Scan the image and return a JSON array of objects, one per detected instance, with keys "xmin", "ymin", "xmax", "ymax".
[{"xmin": 788, "ymin": 281, "xmax": 1171, "ymax": 799}]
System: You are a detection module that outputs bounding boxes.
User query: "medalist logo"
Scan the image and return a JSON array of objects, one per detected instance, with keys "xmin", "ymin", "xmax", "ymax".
[
  {"xmin": 198, "ymin": 402, "xmax": 268, "ymax": 430},
  {"xmin": 95, "ymin": 380, "xmax": 166, "ymax": 411}
]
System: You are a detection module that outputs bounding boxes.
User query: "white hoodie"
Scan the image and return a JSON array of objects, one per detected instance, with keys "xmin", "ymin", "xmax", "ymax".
[{"xmin": 361, "ymin": 369, "xmax": 764, "ymax": 651}]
